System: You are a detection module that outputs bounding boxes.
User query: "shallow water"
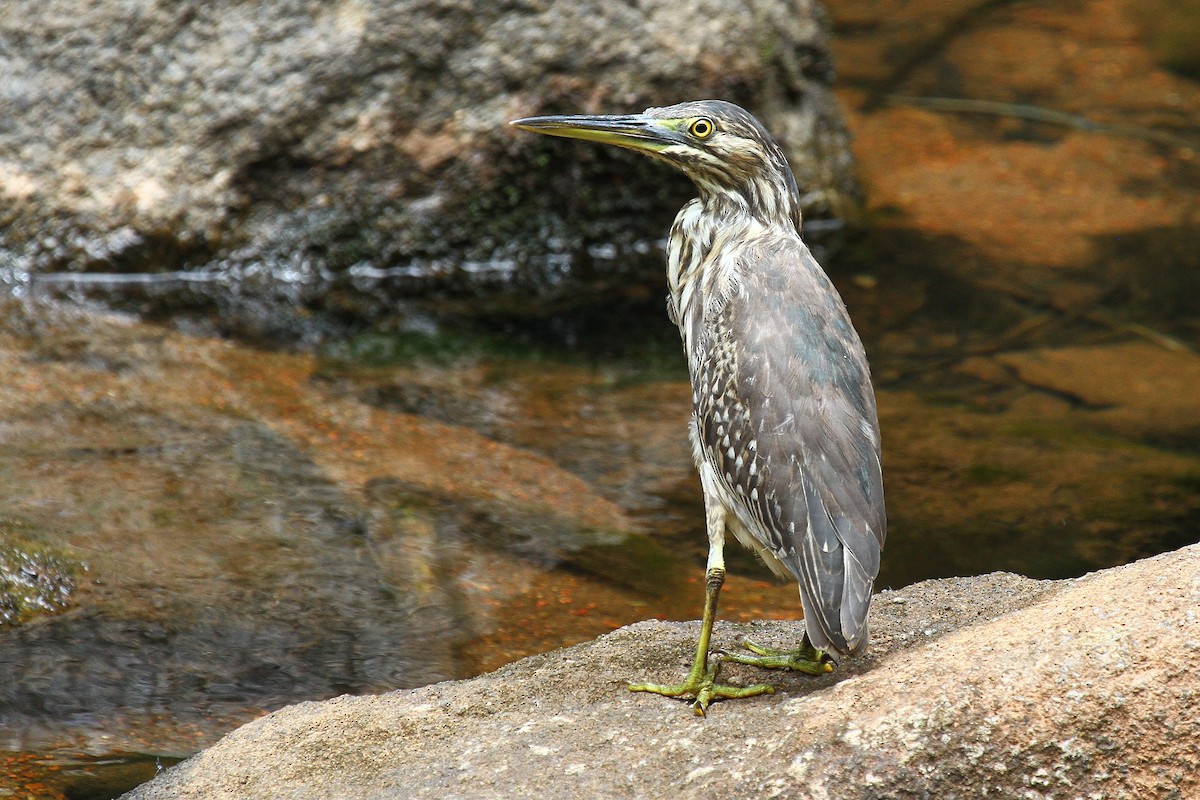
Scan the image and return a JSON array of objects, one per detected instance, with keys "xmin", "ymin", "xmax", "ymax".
[{"xmin": 5, "ymin": 219, "xmax": 1200, "ymax": 799}]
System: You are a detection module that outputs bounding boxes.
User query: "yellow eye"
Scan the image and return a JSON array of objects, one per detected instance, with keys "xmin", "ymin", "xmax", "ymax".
[{"xmin": 689, "ymin": 117, "xmax": 715, "ymax": 139}]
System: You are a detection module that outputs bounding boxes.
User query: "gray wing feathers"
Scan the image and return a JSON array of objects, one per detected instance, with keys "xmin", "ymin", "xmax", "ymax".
[{"xmin": 699, "ymin": 235, "xmax": 885, "ymax": 655}]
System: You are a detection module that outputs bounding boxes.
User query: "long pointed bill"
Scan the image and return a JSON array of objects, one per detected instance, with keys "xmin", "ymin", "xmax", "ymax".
[{"xmin": 509, "ymin": 113, "xmax": 677, "ymax": 153}]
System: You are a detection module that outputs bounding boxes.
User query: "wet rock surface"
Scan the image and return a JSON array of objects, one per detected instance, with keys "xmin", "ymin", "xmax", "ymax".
[
  {"xmin": 122, "ymin": 546, "xmax": 1200, "ymax": 800},
  {"xmin": 0, "ymin": 534, "xmax": 76, "ymax": 627},
  {"xmin": 4, "ymin": 296, "xmax": 1197, "ymax": 773},
  {"xmin": 0, "ymin": 0, "xmax": 855, "ymax": 329},
  {"xmin": 831, "ymin": 0, "xmax": 1200, "ymax": 350},
  {"xmin": 317, "ymin": 337, "xmax": 1200, "ymax": 592}
]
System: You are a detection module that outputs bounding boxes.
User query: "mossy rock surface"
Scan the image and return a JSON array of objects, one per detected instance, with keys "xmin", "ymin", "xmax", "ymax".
[{"xmin": 0, "ymin": 528, "xmax": 78, "ymax": 626}]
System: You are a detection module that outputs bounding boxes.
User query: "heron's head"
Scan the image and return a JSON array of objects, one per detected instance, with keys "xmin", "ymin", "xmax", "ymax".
[{"xmin": 511, "ymin": 100, "xmax": 803, "ymax": 230}]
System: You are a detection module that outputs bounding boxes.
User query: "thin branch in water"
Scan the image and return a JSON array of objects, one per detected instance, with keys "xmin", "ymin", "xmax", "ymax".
[{"xmin": 885, "ymin": 95, "xmax": 1200, "ymax": 153}]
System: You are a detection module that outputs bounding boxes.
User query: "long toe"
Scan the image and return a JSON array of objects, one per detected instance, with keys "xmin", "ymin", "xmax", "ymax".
[
  {"xmin": 629, "ymin": 661, "xmax": 774, "ymax": 716},
  {"xmin": 718, "ymin": 639, "xmax": 835, "ymax": 675}
]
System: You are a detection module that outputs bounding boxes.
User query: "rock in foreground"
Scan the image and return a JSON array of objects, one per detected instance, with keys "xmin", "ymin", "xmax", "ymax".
[{"xmin": 124, "ymin": 545, "xmax": 1199, "ymax": 799}]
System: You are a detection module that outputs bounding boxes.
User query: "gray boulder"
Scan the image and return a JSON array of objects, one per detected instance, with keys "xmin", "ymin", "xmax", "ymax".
[
  {"xmin": 0, "ymin": 0, "xmax": 857, "ymax": 324},
  {"xmin": 123, "ymin": 545, "xmax": 1200, "ymax": 799}
]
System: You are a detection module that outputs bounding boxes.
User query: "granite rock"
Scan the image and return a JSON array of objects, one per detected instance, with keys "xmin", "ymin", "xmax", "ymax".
[
  {"xmin": 123, "ymin": 545, "xmax": 1200, "ymax": 799},
  {"xmin": 0, "ymin": 0, "xmax": 857, "ymax": 323}
]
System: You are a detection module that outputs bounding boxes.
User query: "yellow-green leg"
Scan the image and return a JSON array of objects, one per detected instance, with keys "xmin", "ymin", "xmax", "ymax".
[
  {"xmin": 628, "ymin": 566, "xmax": 774, "ymax": 716},
  {"xmin": 719, "ymin": 633, "xmax": 834, "ymax": 674}
]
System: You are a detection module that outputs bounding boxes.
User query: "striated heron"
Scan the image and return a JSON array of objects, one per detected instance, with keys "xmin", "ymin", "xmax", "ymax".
[{"xmin": 511, "ymin": 100, "xmax": 885, "ymax": 715}]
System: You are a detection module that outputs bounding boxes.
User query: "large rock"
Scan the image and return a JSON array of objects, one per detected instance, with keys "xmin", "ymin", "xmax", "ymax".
[
  {"xmin": 123, "ymin": 545, "xmax": 1199, "ymax": 799},
  {"xmin": 0, "ymin": 0, "xmax": 857, "ymax": 326}
]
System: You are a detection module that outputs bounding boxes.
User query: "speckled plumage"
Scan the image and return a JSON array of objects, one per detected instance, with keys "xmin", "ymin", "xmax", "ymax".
[
  {"xmin": 512, "ymin": 100, "xmax": 885, "ymax": 708},
  {"xmin": 655, "ymin": 100, "xmax": 885, "ymax": 655}
]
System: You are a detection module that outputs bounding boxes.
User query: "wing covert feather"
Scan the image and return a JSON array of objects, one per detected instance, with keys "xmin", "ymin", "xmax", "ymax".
[{"xmin": 692, "ymin": 234, "xmax": 885, "ymax": 654}]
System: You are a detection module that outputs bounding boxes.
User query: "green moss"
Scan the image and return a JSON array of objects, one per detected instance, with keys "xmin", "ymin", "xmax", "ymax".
[
  {"xmin": 962, "ymin": 463, "xmax": 1027, "ymax": 485},
  {"xmin": 567, "ymin": 528, "xmax": 689, "ymax": 598},
  {"xmin": 1142, "ymin": 2, "xmax": 1200, "ymax": 77},
  {"xmin": 318, "ymin": 329, "xmax": 492, "ymax": 368},
  {"xmin": 0, "ymin": 521, "xmax": 79, "ymax": 626},
  {"xmin": 999, "ymin": 420, "xmax": 1127, "ymax": 449},
  {"xmin": 315, "ymin": 316, "xmax": 687, "ymax": 381}
]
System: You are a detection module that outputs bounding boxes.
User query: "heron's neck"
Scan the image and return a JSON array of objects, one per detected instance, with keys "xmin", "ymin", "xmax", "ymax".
[
  {"xmin": 692, "ymin": 164, "xmax": 804, "ymax": 232},
  {"xmin": 666, "ymin": 193, "xmax": 763, "ymax": 335}
]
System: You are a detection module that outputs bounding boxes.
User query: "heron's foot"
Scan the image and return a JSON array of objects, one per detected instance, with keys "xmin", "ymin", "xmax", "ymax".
[
  {"xmin": 719, "ymin": 638, "xmax": 835, "ymax": 675},
  {"xmin": 628, "ymin": 659, "xmax": 774, "ymax": 717}
]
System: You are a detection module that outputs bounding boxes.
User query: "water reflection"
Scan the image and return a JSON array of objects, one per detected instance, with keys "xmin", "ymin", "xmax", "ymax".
[{"xmin": 315, "ymin": 290, "xmax": 1200, "ymax": 604}]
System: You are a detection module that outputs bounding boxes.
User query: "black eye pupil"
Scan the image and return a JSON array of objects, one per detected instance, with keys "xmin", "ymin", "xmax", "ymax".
[{"xmin": 694, "ymin": 119, "xmax": 712, "ymax": 137}]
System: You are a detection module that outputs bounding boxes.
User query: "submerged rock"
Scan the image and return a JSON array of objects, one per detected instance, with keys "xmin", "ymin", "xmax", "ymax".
[
  {"xmin": 0, "ymin": 299, "xmax": 653, "ymax": 749},
  {"xmin": 122, "ymin": 545, "xmax": 1200, "ymax": 800},
  {"xmin": 0, "ymin": 533, "xmax": 77, "ymax": 627},
  {"xmin": 2, "ymin": 296, "xmax": 1197, "ymax": 762},
  {"xmin": 0, "ymin": 0, "xmax": 857, "ymax": 329},
  {"xmin": 994, "ymin": 341, "xmax": 1200, "ymax": 443}
]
